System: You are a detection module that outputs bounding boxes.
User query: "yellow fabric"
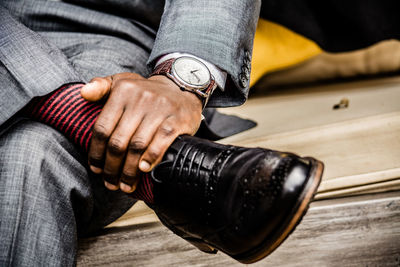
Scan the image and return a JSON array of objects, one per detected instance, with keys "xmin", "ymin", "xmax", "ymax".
[{"xmin": 250, "ymin": 19, "xmax": 322, "ymax": 86}]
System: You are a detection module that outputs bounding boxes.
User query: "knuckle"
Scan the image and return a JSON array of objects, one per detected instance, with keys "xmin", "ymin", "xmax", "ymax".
[
  {"xmin": 92, "ymin": 124, "xmax": 110, "ymax": 142},
  {"xmin": 146, "ymin": 148, "xmax": 161, "ymax": 161},
  {"xmin": 128, "ymin": 139, "xmax": 147, "ymax": 153},
  {"xmin": 88, "ymin": 155, "xmax": 104, "ymax": 167},
  {"xmin": 159, "ymin": 125, "xmax": 176, "ymax": 137},
  {"xmin": 141, "ymin": 90, "xmax": 156, "ymax": 101},
  {"xmin": 88, "ymin": 153, "xmax": 102, "ymax": 161},
  {"xmin": 121, "ymin": 169, "xmax": 137, "ymax": 182},
  {"xmin": 107, "ymin": 139, "xmax": 125, "ymax": 156},
  {"xmin": 122, "ymin": 169, "xmax": 136, "ymax": 178},
  {"xmin": 103, "ymin": 168, "xmax": 118, "ymax": 178},
  {"xmin": 157, "ymin": 95, "xmax": 170, "ymax": 105},
  {"xmin": 103, "ymin": 177, "xmax": 119, "ymax": 186},
  {"xmin": 114, "ymin": 79, "xmax": 136, "ymax": 92}
]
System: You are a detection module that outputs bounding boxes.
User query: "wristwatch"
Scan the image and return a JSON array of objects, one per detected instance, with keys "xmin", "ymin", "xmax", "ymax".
[{"xmin": 150, "ymin": 56, "xmax": 217, "ymax": 108}]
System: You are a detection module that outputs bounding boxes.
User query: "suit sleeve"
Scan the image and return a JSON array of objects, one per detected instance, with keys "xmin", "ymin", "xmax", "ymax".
[
  {"xmin": 0, "ymin": 5, "xmax": 82, "ymax": 127},
  {"xmin": 147, "ymin": 0, "xmax": 261, "ymax": 107}
]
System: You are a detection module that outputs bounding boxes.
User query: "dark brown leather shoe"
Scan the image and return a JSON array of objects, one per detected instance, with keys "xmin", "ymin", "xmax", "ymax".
[{"xmin": 149, "ymin": 135, "xmax": 323, "ymax": 264}]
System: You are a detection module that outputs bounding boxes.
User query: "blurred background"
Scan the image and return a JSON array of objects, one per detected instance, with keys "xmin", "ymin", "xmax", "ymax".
[{"xmin": 250, "ymin": 19, "xmax": 400, "ymax": 92}]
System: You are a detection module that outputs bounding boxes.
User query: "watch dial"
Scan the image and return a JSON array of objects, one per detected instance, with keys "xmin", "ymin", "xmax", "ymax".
[{"xmin": 172, "ymin": 57, "xmax": 211, "ymax": 87}]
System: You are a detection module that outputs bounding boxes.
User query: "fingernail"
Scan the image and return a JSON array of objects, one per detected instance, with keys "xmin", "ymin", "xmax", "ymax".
[
  {"xmin": 83, "ymin": 81, "xmax": 97, "ymax": 90},
  {"xmin": 120, "ymin": 183, "xmax": 133, "ymax": 193},
  {"xmin": 105, "ymin": 181, "xmax": 119, "ymax": 191},
  {"xmin": 90, "ymin": 165, "xmax": 103, "ymax": 174},
  {"xmin": 139, "ymin": 160, "xmax": 151, "ymax": 172}
]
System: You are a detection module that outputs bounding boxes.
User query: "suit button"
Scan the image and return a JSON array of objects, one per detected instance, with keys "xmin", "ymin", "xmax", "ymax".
[
  {"xmin": 245, "ymin": 50, "xmax": 251, "ymax": 60},
  {"xmin": 239, "ymin": 73, "xmax": 248, "ymax": 88},
  {"xmin": 242, "ymin": 66, "xmax": 250, "ymax": 80},
  {"xmin": 243, "ymin": 56, "xmax": 251, "ymax": 67}
]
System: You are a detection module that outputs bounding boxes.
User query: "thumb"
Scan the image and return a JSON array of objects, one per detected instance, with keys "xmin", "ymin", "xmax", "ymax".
[{"xmin": 80, "ymin": 77, "xmax": 112, "ymax": 102}]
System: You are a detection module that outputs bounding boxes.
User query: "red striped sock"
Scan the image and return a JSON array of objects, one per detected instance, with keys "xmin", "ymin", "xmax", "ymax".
[{"xmin": 24, "ymin": 83, "xmax": 154, "ymax": 203}]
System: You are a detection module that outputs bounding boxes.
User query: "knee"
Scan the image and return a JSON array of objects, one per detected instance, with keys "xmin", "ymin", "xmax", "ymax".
[
  {"xmin": 0, "ymin": 120, "xmax": 86, "ymax": 264},
  {"xmin": 0, "ymin": 119, "xmax": 88, "ymax": 190},
  {"xmin": 1, "ymin": 120, "xmax": 70, "ymax": 160}
]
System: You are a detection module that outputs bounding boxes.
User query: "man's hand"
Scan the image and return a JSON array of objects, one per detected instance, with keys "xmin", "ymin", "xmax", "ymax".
[{"xmin": 80, "ymin": 73, "xmax": 203, "ymax": 193}]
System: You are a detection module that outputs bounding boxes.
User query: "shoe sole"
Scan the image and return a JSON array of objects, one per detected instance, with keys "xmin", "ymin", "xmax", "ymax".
[{"xmin": 233, "ymin": 157, "xmax": 324, "ymax": 264}]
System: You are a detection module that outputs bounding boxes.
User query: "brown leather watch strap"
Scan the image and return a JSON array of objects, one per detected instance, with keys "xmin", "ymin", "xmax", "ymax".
[{"xmin": 151, "ymin": 58, "xmax": 175, "ymax": 76}]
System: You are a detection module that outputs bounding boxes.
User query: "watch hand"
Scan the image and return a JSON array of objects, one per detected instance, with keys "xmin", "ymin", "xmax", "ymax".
[{"xmin": 190, "ymin": 70, "xmax": 201, "ymax": 82}]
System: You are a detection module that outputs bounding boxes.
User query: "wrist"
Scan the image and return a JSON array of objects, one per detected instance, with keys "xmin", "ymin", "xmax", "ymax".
[{"xmin": 148, "ymin": 75, "xmax": 203, "ymax": 112}]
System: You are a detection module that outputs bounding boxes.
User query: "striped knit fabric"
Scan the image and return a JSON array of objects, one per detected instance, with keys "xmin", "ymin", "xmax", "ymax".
[{"xmin": 24, "ymin": 83, "xmax": 154, "ymax": 203}]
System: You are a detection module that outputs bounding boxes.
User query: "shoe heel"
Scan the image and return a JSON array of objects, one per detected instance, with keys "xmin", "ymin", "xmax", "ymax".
[{"xmin": 185, "ymin": 238, "xmax": 218, "ymax": 254}]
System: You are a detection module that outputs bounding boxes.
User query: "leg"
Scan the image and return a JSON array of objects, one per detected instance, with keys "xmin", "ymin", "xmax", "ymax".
[{"xmin": 0, "ymin": 119, "xmax": 134, "ymax": 266}]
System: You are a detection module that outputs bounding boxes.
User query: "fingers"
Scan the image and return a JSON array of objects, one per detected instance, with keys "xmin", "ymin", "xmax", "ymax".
[
  {"xmin": 119, "ymin": 114, "xmax": 165, "ymax": 193},
  {"xmin": 83, "ymin": 74, "xmax": 203, "ymax": 194},
  {"xmin": 139, "ymin": 118, "xmax": 179, "ymax": 172},
  {"xmin": 81, "ymin": 77, "xmax": 112, "ymax": 102},
  {"xmin": 85, "ymin": 73, "xmax": 146, "ymax": 190},
  {"xmin": 87, "ymin": 88, "xmax": 124, "ymax": 176},
  {"xmin": 102, "ymin": 109, "xmax": 144, "ymax": 191},
  {"xmin": 119, "ymin": 139, "xmax": 145, "ymax": 192}
]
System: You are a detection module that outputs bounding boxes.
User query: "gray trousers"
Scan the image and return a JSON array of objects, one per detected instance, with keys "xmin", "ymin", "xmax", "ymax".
[
  {"xmin": 0, "ymin": 119, "xmax": 136, "ymax": 266},
  {"xmin": 1, "ymin": 2, "xmax": 154, "ymax": 265},
  {"xmin": 0, "ymin": 4, "xmax": 149, "ymax": 265}
]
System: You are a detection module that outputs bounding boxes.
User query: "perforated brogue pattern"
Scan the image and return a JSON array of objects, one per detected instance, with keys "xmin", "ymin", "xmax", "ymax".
[
  {"xmin": 165, "ymin": 140, "xmax": 236, "ymax": 222},
  {"xmin": 204, "ymin": 147, "xmax": 236, "ymax": 225},
  {"xmin": 234, "ymin": 153, "xmax": 295, "ymax": 232}
]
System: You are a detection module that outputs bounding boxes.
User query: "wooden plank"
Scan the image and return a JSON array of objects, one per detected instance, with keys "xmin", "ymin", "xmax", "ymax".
[
  {"xmin": 107, "ymin": 201, "xmax": 158, "ymax": 228},
  {"xmin": 77, "ymin": 191, "xmax": 400, "ymax": 266},
  {"xmin": 316, "ymin": 179, "xmax": 400, "ymax": 199},
  {"xmin": 220, "ymin": 76, "xmax": 400, "ymax": 142}
]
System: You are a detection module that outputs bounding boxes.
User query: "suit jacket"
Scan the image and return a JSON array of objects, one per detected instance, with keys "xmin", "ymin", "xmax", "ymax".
[{"xmin": 0, "ymin": 0, "xmax": 261, "ymax": 127}]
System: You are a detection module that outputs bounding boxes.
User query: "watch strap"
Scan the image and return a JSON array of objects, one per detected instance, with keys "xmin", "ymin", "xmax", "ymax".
[{"xmin": 152, "ymin": 58, "xmax": 175, "ymax": 76}]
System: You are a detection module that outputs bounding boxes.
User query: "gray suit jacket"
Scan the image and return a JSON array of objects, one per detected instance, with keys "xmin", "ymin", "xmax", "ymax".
[{"xmin": 0, "ymin": 0, "xmax": 260, "ymax": 127}]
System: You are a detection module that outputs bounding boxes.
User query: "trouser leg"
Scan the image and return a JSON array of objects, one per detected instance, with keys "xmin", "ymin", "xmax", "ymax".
[{"xmin": 0, "ymin": 119, "xmax": 135, "ymax": 266}]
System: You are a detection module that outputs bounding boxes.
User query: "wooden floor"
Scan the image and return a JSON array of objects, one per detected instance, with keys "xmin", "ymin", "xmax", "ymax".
[
  {"xmin": 78, "ymin": 192, "xmax": 400, "ymax": 266},
  {"xmin": 78, "ymin": 76, "xmax": 400, "ymax": 266}
]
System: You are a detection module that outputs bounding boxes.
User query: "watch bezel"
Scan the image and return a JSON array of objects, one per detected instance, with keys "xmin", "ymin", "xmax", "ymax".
[{"xmin": 170, "ymin": 56, "xmax": 212, "ymax": 92}]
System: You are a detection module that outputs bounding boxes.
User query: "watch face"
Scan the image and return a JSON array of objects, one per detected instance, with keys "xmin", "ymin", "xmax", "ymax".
[{"xmin": 172, "ymin": 57, "xmax": 211, "ymax": 88}]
